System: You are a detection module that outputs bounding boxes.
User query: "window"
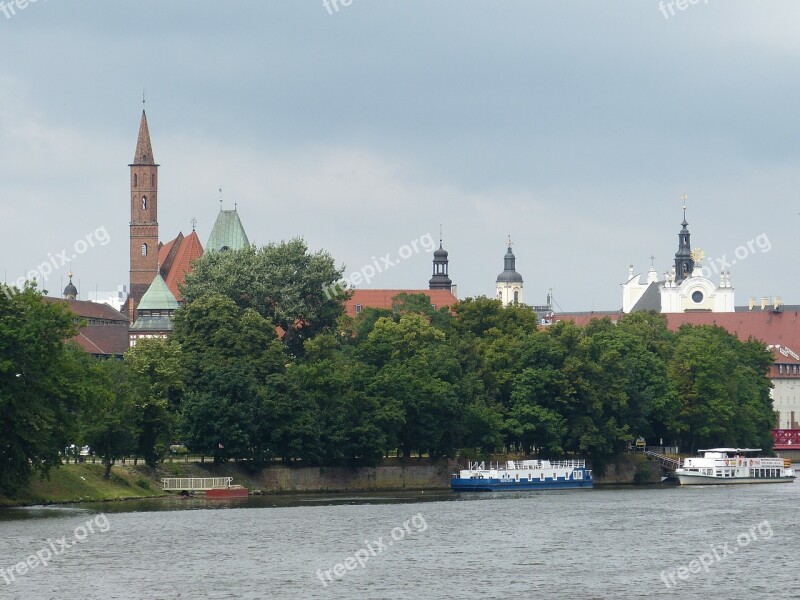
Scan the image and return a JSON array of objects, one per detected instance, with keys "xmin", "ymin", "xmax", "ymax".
[
  {"xmin": 151, "ymin": 174, "xmax": 155, "ymax": 187},
  {"xmin": 513, "ymin": 290, "xmax": 519, "ymax": 304},
  {"xmin": 355, "ymin": 304, "xmax": 362, "ymax": 314},
  {"xmin": 134, "ymin": 173, "xmax": 138, "ymax": 187},
  {"xmin": 142, "ymin": 196, "xmax": 147, "ymax": 210},
  {"xmin": 141, "ymin": 243, "xmax": 148, "ymax": 256},
  {"xmin": 692, "ymin": 290, "xmax": 704, "ymax": 303}
]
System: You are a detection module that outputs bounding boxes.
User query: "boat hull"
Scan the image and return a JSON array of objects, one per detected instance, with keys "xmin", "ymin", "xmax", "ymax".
[
  {"xmin": 205, "ymin": 487, "xmax": 249, "ymax": 498},
  {"xmin": 451, "ymin": 478, "xmax": 592, "ymax": 492},
  {"xmin": 676, "ymin": 474, "xmax": 795, "ymax": 486}
]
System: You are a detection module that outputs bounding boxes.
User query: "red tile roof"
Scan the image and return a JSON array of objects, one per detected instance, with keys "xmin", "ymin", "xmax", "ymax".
[
  {"xmin": 161, "ymin": 231, "xmax": 204, "ymax": 300},
  {"xmin": 346, "ymin": 289, "xmax": 458, "ymax": 317},
  {"xmin": 43, "ymin": 297, "xmax": 130, "ymax": 357},
  {"xmin": 555, "ymin": 309, "xmax": 800, "ymax": 366},
  {"xmin": 74, "ymin": 325, "xmax": 130, "ymax": 357},
  {"xmin": 43, "ymin": 297, "xmax": 128, "ymax": 322},
  {"xmin": 158, "ymin": 236, "xmax": 178, "ymax": 267},
  {"xmin": 552, "ymin": 311, "xmax": 622, "ymax": 327}
]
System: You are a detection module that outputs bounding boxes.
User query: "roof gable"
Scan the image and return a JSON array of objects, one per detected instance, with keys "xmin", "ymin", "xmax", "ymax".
[
  {"xmin": 138, "ymin": 274, "xmax": 179, "ymax": 311},
  {"xmin": 207, "ymin": 210, "xmax": 249, "ymax": 252}
]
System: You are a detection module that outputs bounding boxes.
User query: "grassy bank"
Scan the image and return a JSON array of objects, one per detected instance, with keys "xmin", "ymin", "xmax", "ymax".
[
  {"xmin": 0, "ymin": 461, "xmax": 269, "ymax": 507},
  {"xmin": 0, "ymin": 463, "xmax": 166, "ymax": 507}
]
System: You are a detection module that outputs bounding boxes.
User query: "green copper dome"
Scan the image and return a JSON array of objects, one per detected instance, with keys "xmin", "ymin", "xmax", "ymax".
[
  {"xmin": 137, "ymin": 274, "xmax": 179, "ymax": 311},
  {"xmin": 207, "ymin": 209, "xmax": 250, "ymax": 252}
]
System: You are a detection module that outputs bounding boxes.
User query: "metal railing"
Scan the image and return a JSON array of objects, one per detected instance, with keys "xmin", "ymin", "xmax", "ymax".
[{"xmin": 161, "ymin": 477, "xmax": 233, "ymax": 491}]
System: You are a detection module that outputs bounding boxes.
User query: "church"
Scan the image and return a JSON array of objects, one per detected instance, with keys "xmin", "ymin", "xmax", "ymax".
[
  {"xmin": 124, "ymin": 109, "xmax": 249, "ymax": 345},
  {"xmin": 621, "ymin": 202, "xmax": 733, "ymax": 314}
]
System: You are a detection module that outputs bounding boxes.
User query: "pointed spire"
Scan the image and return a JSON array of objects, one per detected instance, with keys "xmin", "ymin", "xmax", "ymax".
[
  {"xmin": 674, "ymin": 193, "xmax": 694, "ymax": 282},
  {"xmin": 132, "ymin": 110, "xmax": 155, "ymax": 165}
]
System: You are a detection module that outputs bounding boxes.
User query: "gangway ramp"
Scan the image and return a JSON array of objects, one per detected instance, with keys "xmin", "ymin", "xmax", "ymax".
[
  {"xmin": 644, "ymin": 451, "xmax": 682, "ymax": 472},
  {"xmin": 161, "ymin": 477, "xmax": 233, "ymax": 491}
]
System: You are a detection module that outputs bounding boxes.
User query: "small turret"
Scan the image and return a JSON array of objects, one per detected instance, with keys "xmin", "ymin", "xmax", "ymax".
[{"xmin": 63, "ymin": 272, "xmax": 78, "ymax": 300}]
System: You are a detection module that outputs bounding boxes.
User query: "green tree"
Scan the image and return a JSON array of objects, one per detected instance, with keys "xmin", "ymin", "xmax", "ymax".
[
  {"xmin": 81, "ymin": 359, "xmax": 143, "ymax": 479},
  {"xmin": 670, "ymin": 325, "xmax": 775, "ymax": 452},
  {"xmin": 0, "ymin": 285, "xmax": 84, "ymax": 495},
  {"xmin": 173, "ymin": 294, "xmax": 286, "ymax": 462},
  {"xmin": 360, "ymin": 314, "xmax": 462, "ymax": 457},
  {"xmin": 126, "ymin": 339, "xmax": 185, "ymax": 467},
  {"xmin": 181, "ymin": 239, "xmax": 348, "ymax": 354}
]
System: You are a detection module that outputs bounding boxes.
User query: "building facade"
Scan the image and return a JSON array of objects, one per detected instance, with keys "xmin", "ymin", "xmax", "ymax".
[{"xmin": 496, "ymin": 240, "xmax": 523, "ymax": 306}]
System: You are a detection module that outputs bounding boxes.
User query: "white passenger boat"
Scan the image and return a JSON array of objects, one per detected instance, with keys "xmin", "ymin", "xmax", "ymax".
[
  {"xmin": 451, "ymin": 459, "xmax": 592, "ymax": 491},
  {"xmin": 675, "ymin": 448, "xmax": 795, "ymax": 485}
]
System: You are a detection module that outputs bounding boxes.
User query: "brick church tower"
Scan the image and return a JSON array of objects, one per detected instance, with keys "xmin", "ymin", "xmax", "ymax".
[{"xmin": 128, "ymin": 110, "xmax": 159, "ymax": 322}]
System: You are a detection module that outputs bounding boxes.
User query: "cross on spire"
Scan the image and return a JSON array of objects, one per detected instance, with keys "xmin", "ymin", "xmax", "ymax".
[{"xmin": 190, "ymin": 217, "xmax": 198, "ymax": 232}]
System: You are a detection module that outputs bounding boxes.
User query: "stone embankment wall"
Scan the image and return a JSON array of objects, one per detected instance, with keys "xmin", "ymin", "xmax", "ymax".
[
  {"xmin": 245, "ymin": 456, "xmax": 658, "ymax": 493},
  {"xmin": 252, "ymin": 461, "xmax": 458, "ymax": 493}
]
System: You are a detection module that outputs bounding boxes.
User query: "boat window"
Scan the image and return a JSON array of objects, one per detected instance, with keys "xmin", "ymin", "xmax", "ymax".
[{"xmin": 540, "ymin": 473, "xmax": 544, "ymax": 481}]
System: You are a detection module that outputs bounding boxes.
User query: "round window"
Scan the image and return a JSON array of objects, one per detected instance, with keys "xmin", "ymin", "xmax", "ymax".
[{"xmin": 692, "ymin": 290, "xmax": 704, "ymax": 303}]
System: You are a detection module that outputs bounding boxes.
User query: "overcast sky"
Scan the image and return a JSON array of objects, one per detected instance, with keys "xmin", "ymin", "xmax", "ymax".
[{"xmin": 1, "ymin": 1, "xmax": 799, "ymax": 311}]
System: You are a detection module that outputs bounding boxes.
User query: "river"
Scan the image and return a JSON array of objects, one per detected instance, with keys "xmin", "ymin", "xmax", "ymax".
[{"xmin": 1, "ymin": 478, "xmax": 797, "ymax": 599}]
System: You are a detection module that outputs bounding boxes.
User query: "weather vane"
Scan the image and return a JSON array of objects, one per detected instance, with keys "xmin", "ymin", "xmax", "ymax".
[{"xmin": 507, "ymin": 234, "xmax": 513, "ymax": 248}]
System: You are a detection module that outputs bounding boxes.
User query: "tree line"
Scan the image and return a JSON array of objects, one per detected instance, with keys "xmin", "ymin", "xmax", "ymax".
[{"xmin": 0, "ymin": 239, "xmax": 777, "ymax": 495}]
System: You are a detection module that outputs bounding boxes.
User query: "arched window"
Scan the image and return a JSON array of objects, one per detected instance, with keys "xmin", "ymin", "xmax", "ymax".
[
  {"xmin": 134, "ymin": 173, "xmax": 138, "ymax": 187},
  {"xmin": 141, "ymin": 243, "xmax": 148, "ymax": 256},
  {"xmin": 142, "ymin": 196, "xmax": 147, "ymax": 210},
  {"xmin": 513, "ymin": 290, "xmax": 519, "ymax": 304}
]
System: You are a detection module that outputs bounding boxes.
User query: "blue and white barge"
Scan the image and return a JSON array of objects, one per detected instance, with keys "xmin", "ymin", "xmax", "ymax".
[{"xmin": 451, "ymin": 459, "xmax": 592, "ymax": 492}]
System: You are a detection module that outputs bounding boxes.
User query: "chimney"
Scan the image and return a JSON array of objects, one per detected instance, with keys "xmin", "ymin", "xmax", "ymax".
[
  {"xmin": 749, "ymin": 297, "xmax": 756, "ymax": 310},
  {"xmin": 761, "ymin": 297, "xmax": 770, "ymax": 310},
  {"xmin": 774, "ymin": 296, "xmax": 782, "ymax": 310}
]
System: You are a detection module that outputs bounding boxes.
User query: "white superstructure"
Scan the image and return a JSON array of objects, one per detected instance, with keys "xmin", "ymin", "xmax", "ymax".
[{"xmin": 675, "ymin": 448, "xmax": 795, "ymax": 485}]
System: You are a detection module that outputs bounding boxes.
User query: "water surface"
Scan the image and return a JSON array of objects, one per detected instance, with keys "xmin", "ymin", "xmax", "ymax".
[{"xmin": 1, "ymin": 480, "xmax": 797, "ymax": 599}]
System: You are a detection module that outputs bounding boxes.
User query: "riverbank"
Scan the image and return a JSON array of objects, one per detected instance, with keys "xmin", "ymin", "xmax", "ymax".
[
  {"xmin": 0, "ymin": 454, "xmax": 661, "ymax": 507},
  {"xmin": 0, "ymin": 463, "xmax": 165, "ymax": 507}
]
